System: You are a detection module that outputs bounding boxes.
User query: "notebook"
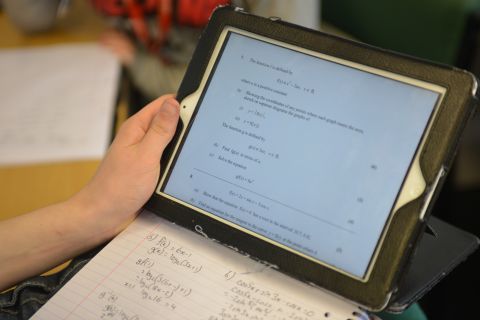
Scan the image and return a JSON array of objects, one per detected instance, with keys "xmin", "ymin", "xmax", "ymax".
[{"xmin": 32, "ymin": 210, "xmax": 368, "ymax": 320}]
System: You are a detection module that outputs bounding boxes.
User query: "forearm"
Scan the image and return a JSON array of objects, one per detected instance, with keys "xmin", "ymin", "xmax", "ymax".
[
  {"xmin": 0, "ymin": 95, "xmax": 179, "ymax": 291},
  {"xmin": 0, "ymin": 195, "xmax": 115, "ymax": 291}
]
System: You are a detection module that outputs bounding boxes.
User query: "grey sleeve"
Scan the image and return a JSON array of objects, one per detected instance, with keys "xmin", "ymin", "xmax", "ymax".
[{"xmin": 127, "ymin": 51, "xmax": 187, "ymax": 99}]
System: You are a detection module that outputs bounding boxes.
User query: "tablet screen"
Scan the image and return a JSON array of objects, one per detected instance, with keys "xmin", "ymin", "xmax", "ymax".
[{"xmin": 162, "ymin": 31, "xmax": 442, "ymax": 278}]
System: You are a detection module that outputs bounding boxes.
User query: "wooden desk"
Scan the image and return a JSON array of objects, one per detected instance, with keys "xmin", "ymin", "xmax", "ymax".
[
  {"xmin": 0, "ymin": 1, "xmax": 110, "ymax": 222},
  {"xmin": 0, "ymin": 2, "xmax": 128, "ymax": 278},
  {"xmin": 0, "ymin": 0, "xmax": 106, "ymax": 49},
  {"xmin": 0, "ymin": 1, "xmax": 129, "ymax": 277}
]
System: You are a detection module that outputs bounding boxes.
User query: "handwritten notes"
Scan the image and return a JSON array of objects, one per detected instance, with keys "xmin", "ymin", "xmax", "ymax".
[
  {"xmin": 32, "ymin": 210, "xmax": 367, "ymax": 320},
  {"xmin": 0, "ymin": 43, "xmax": 119, "ymax": 166}
]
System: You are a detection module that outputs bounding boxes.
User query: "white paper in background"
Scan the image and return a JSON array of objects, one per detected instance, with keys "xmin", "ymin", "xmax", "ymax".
[{"xmin": 0, "ymin": 43, "xmax": 120, "ymax": 166}]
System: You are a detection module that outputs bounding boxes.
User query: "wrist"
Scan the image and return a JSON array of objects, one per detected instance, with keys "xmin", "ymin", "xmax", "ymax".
[
  {"xmin": 69, "ymin": 183, "xmax": 137, "ymax": 244},
  {"xmin": 68, "ymin": 187, "xmax": 116, "ymax": 244}
]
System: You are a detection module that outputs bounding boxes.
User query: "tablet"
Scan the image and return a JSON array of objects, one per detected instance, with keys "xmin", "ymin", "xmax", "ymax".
[{"xmin": 147, "ymin": 7, "xmax": 478, "ymax": 311}]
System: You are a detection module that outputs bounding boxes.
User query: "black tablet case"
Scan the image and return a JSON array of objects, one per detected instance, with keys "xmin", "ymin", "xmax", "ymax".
[
  {"xmin": 387, "ymin": 216, "xmax": 479, "ymax": 312},
  {"xmin": 147, "ymin": 6, "xmax": 479, "ymax": 311}
]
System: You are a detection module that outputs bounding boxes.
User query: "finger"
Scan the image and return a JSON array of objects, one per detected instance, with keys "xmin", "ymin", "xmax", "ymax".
[
  {"xmin": 138, "ymin": 98, "xmax": 180, "ymax": 161},
  {"xmin": 116, "ymin": 94, "xmax": 176, "ymax": 146},
  {"xmin": 131, "ymin": 94, "xmax": 177, "ymax": 131},
  {"xmin": 99, "ymin": 29, "xmax": 124, "ymax": 41}
]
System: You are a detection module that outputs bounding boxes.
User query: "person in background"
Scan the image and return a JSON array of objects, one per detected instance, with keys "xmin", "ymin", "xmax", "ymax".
[{"xmin": 96, "ymin": 0, "xmax": 320, "ymax": 100}]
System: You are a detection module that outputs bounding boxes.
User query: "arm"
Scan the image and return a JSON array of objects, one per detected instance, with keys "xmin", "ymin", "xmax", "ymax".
[{"xmin": 0, "ymin": 95, "xmax": 180, "ymax": 291}]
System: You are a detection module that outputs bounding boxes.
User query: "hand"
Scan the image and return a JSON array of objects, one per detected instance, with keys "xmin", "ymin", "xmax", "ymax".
[
  {"xmin": 73, "ymin": 94, "xmax": 180, "ymax": 238},
  {"xmin": 0, "ymin": 95, "xmax": 179, "ymax": 290},
  {"xmin": 100, "ymin": 29, "xmax": 136, "ymax": 65}
]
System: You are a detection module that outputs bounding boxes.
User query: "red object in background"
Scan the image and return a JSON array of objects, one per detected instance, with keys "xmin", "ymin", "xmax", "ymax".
[
  {"xmin": 91, "ymin": 0, "xmax": 229, "ymax": 50},
  {"xmin": 176, "ymin": 0, "xmax": 230, "ymax": 27}
]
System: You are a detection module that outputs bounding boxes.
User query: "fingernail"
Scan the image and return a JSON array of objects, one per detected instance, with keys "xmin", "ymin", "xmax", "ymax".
[{"xmin": 161, "ymin": 98, "xmax": 180, "ymax": 116}]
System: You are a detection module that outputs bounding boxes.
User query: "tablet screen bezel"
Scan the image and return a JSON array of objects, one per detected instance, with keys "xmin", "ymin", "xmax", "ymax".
[
  {"xmin": 156, "ymin": 25, "xmax": 445, "ymax": 279},
  {"xmin": 146, "ymin": 10, "xmax": 475, "ymax": 309}
]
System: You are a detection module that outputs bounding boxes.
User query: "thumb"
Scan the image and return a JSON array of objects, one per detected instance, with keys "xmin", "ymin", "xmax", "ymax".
[{"xmin": 139, "ymin": 98, "xmax": 180, "ymax": 161}]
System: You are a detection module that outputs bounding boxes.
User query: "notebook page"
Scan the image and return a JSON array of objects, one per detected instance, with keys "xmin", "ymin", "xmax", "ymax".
[{"xmin": 32, "ymin": 210, "xmax": 367, "ymax": 320}]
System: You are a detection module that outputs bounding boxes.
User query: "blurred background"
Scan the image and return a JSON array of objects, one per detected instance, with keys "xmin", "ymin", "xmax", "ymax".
[
  {"xmin": 0, "ymin": 1, "xmax": 479, "ymax": 319},
  {"xmin": 321, "ymin": 1, "xmax": 480, "ymax": 319}
]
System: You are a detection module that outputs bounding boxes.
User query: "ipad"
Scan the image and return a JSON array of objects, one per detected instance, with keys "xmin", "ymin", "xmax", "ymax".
[{"xmin": 147, "ymin": 7, "xmax": 478, "ymax": 310}]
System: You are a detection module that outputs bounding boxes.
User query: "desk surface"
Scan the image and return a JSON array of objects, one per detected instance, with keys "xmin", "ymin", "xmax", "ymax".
[
  {"xmin": 0, "ymin": 0, "xmax": 105, "ymax": 49},
  {"xmin": 0, "ymin": 1, "xmax": 109, "ymax": 221},
  {"xmin": 0, "ymin": 1, "xmax": 123, "ymax": 277}
]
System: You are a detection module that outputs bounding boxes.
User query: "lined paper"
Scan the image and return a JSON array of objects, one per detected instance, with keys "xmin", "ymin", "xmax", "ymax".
[
  {"xmin": 0, "ymin": 43, "xmax": 119, "ymax": 166},
  {"xmin": 32, "ymin": 210, "xmax": 367, "ymax": 320}
]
